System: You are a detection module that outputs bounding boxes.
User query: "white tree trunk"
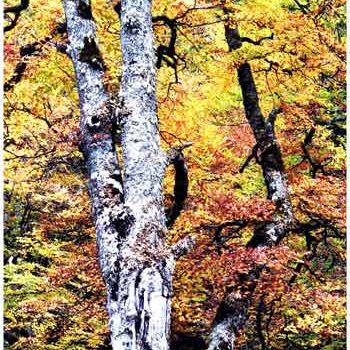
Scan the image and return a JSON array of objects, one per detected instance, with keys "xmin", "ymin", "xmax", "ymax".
[
  {"xmin": 63, "ymin": 1, "xmax": 173, "ymax": 349},
  {"xmin": 109, "ymin": 1, "xmax": 172, "ymax": 349}
]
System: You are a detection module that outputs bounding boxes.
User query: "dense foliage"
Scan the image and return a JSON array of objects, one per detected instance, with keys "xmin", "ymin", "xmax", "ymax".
[{"xmin": 4, "ymin": 0, "xmax": 346, "ymax": 349}]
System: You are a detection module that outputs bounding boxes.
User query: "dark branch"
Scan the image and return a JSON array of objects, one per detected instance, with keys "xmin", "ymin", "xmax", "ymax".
[
  {"xmin": 293, "ymin": 0, "xmax": 310, "ymax": 14},
  {"xmin": 207, "ymin": 17, "xmax": 294, "ymax": 348},
  {"xmin": 225, "ymin": 25, "xmax": 242, "ymax": 51},
  {"xmin": 224, "ymin": 6, "xmax": 273, "ymax": 51},
  {"xmin": 165, "ymin": 142, "xmax": 192, "ymax": 228},
  {"xmin": 153, "ymin": 15, "xmax": 182, "ymax": 83},
  {"xmin": 241, "ymin": 33, "xmax": 274, "ymax": 46},
  {"xmin": 256, "ymin": 295, "xmax": 267, "ymax": 350},
  {"xmin": 239, "ymin": 147, "xmax": 257, "ymax": 173},
  {"xmin": 301, "ymin": 127, "xmax": 325, "ymax": 178},
  {"xmin": 313, "ymin": 115, "xmax": 346, "ymax": 148},
  {"xmin": 112, "ymin": 0, "xmax": 121, "ymax": 19},
  {"xmin": 239, "ymin": 108, "xmax": 282, "ymax": 173},
  {"xmin": 266, "ymin": 107, "xmax": 282, "ymax": 130},
  {"xmin": 206, "ymin": 220, "xmax": 249, "ymax": 253},
  {"xmin": 173, "ymin": 2, "xmax": 220, "ymax": 22},
  {"xmin": 4, "ymin": 24, "xmax": 67, "ymax": 92},
  {"xmin": 4, "ymin": 0, "xmax": 30, "ymax": 32}
]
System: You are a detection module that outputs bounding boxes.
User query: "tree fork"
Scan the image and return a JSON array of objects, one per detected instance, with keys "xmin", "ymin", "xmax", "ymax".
[{"xmin": 64, "ymin": 1, "xmax": 177, "ymax": 349}]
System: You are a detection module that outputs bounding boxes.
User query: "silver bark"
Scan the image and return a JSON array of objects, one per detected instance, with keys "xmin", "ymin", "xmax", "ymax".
[{"xmin": 63, "ymin": 1, "xmax": 174, "ymax": 349}]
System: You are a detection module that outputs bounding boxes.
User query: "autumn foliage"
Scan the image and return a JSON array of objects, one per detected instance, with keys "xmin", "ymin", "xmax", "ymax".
[{"xmin": 4, "ymin": 0, "xmax": 345, "ymax": 349}]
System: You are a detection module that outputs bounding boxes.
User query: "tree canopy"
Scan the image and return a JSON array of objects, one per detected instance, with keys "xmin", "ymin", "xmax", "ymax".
[{"xmin": 4, "ymin": 0, "xmax": 346, "ymax": 349}]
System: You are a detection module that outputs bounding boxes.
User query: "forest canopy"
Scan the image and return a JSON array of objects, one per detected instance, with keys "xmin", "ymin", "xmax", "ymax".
[{"xmin": 4, "ymin": 0, "xmax": 346, "ymax": 350}]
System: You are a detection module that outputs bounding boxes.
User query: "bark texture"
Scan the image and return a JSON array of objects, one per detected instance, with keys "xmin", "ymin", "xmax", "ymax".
[
  {"xmin": 63, "ymin": 0, "xmax": 125, "ymax": 291},
  {"xmin": 63, "ymin": 1, "xmax": 177, "ymax": 349},
  {"xmin": 237, "ymin": 64, "xmax": 293, "ymax": 247},
  {"xmin": 206, "ymin": 24, "xmax": 294, "ymax": 350},
  {"xmin": 110, "ymin": 1, "xmax": 172, "ymax": 349}
]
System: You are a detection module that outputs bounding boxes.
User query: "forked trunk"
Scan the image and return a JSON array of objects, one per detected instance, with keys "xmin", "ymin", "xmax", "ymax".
[{"xmin": 63, "ymin": 1, "xmax": 173, "ymax": 349}]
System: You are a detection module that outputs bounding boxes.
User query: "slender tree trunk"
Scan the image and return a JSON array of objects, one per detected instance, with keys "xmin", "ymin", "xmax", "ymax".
[
  {"xmin": 63, "ymin": 1, "xmax": 174, "ymax": 349},
  {"xmin": 238, "ymin": 63, "xmax": 293, "ymax": 248},
  {"xmin": 207, "ymin": 24, "xmax": 293, "ymax": 350}
]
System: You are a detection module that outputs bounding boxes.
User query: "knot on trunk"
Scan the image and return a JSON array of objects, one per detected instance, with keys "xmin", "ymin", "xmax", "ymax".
[
  {"xmin": 124, "ymin": 13, "xmax": 143, "ymax": 33},
  {"xmin": 79, "ymin": 36, "xmax": 104, "ymax": 70},
  {"xmin": 77, "ymin": 0, "xmax": 93, "ymax": 20},
  {"xmin": 111, "ymin": 208, "xmax": 135, "ymax": 239},
  {"xmin": 85, "ymin": 99, "xmax": 114, "ymax": 132}
]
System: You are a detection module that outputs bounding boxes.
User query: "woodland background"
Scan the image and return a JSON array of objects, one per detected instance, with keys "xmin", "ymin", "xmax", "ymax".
[{"xmin": 4, "ymin": 0, "xmax": 346, "ymax": 349}]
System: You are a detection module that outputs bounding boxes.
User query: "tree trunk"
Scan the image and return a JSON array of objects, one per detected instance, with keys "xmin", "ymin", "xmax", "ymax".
[
  {"xmin": 238, "ymin": 63, "xmax": 293, "ymax": 248},
  {"xmin": 63, "ymin": 1, "xmax": 173, "ymax": 349},
  {"xmin": 207, "ymin": 23, "xmax": 293, "ymax": 350}
]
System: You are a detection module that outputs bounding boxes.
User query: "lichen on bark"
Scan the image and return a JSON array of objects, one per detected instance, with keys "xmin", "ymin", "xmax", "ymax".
[{"xmin": 63, "ymin": 1, "xmax": 175, "ymax": 349}]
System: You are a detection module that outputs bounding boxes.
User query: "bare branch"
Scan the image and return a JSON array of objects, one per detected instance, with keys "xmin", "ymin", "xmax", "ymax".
[
  {"xmin": 4, "ymin": 23, "xmax": 67, "ymax": 92},
  {"xmin": 241, "ymin": 33, "xmax": 274, "ymax": 46},
  {"xmin": 293, "ymin": 0, "xmax": 310, "ymax": 14},
  {"xmin": 204, "ymin": 220, "xmax": 249, "ymax": 253},
  {"xmin": 301, "ymin": 127, "xmax": 327, "ymax": 178},
  {"xmin": 4, "ymin": 0, "xmax": 30, "ymax": 32},
  {"xmin": 265, "ymin": 107, "xmax": 282, "ymax": 128},
  {"xmin": 166, "ymin": 142, "xmax": 193, "ymax": 164},
  {"xmin": 165, "ymin": 142, "xmax": 193, "ymax": 228}
]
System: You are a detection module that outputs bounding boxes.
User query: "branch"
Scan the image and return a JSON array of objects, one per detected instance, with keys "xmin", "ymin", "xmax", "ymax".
[
  {"xmin": 153, "ymin": 15, "xmax": 182, "ymax": 84},
  {"xmin": 4, "ymin": 146, "xmax": 57, "ymax": 161},
  {"xmin": 152, "ymin": 15, "xmax": 174, "ymax": 25},
  {"xmin": 237, "ymin": 63, "xmax": 292, "ymax": 246},
  {"xmin": 165, "ymin": 142, "xmax": 192, "ymax": 228},
  {"xmin": 301, "ymin": 127, "xmax": 326, "ymax": 178},
  {"xmin": 113, "ymin": 0, "xmax": 121, "ymax": 19},
  {"xmin": 174, "ymin": 2, "xmax": 220, "ymax": 21},
  {"xmin": 293, "ymin": 0, "xmax": 310, "ymax": 14},
  {"xmin": 167, "ymin": 142, "xmax": 193, "ymax": 163},
  {"xmin": 4, "ymin": 0, "xmax": 30, "ymax": 32},
  {"xmin": 313, "ymin": 115, "xmax": 345, "ymax": 148},
  {"xmin": 295, "ymin": 202, "xmax": 344, "ymax": 238},
  {"xmin": 241, "ymin": 33, "xmax": 274, "ymax": 46},
  {"xmin": 265, "ymin": 107, "xmax": 282, "ymax": 129},
  {"xmin": 256, "ymin": 295, "xmax": 267, "ymax": 350},
  {"xmin": 204, "ymin": 220, "xmax": 249, "ymax": 253},
  {"xmin": 239, "ymin": 107, "xmax": 282, "ymax": 173},
  {"xmin": 239, "ymin": 143, "xmax": 259, "ymax": 173},
  {"xmin": 4, "ymin": 23, "xmax": 67, "ymax": 92},
  {"xmin": 223, "ymin": 7, "xmax": 273, "ymax": 52}
]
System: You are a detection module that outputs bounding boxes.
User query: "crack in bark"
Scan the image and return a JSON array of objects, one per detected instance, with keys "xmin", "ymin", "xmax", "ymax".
[
  {"xmin": 78, "ymin": 36, "xmax": 105, "ymax": 70},
  {"xmin": 77, "ymin": 0, "xmax": 93, "ymax": 20}
]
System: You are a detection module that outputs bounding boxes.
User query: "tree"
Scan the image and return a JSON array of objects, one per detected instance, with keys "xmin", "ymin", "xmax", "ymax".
[
  {"xmin": 62, "ymin": 0, "xmax": 193, "ymax": 349},
  {"xmin": 207, "ymin": 16, "xmax": 293, "ymax": 349},
  {"xmin": 4, "ymin": 1, "xmax": 346, "ymax": 350}
]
